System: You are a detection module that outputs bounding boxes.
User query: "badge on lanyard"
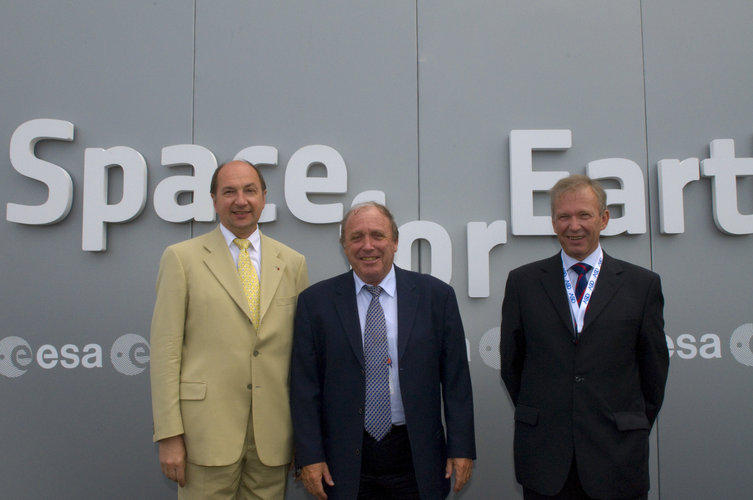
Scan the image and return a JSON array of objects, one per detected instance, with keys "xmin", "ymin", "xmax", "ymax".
[{"xmin": 563, "ymin": 251, "xmax": 603, "ymax": 338}]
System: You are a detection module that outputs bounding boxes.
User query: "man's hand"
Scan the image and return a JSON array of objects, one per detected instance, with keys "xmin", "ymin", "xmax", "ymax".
[
  {"xmin": 300, "ymin": 461, "xmax": 334, "ymax": 500},
  {"xmin": 445, "ymin": 457, "xmax": 473, "ymax": 493},
  {"xmin": 159, "ymin": 435, "xmax": 187, "ymax": 487}
]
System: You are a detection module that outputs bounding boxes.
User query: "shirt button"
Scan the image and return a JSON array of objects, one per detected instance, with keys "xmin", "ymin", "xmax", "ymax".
[{"xmin": 574, "ymin": 376, "xmax": 584, "ymax": 383}]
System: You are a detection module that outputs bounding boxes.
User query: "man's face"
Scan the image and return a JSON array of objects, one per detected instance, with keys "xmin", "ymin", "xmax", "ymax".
[
  {"xmin": 552, "ymin": 186, "xmax": 609, "ymax": 261},
  {"xmin": 211, "ymin": 161, "xmax": 266, "ymax": 239},
  {"xmin": 342, "ymin": 206, "xmax": 398, "ymax": 286}
]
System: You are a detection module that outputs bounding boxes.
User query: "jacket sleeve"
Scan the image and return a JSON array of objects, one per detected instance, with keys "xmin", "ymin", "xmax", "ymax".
[
  {"xmin": 290, "ymin": 292, "xmax": 327, "ymax": 466},
  {"xmin": 500, "ymin": 270, "xmax": 525, "ymax": 405},
  {"xmin": 150, "ymin": 246, "xmax": 187, "ymax": 442},
  {"xmin": 440, "ymin": 285, "xmax": 477, "ymax": 460},
  {"xmin": 637, "ymin": 273, "xmax": 669, "ymax": 427}
]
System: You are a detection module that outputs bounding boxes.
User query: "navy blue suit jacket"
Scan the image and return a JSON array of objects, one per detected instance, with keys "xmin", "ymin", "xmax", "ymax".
[
  {"xmin": 500, "ymin": 252, "xmax": 669, "ymax": 498},
  {"xmin": 291, "ymin": 267, "xmax": 476, "ymax": 499}
]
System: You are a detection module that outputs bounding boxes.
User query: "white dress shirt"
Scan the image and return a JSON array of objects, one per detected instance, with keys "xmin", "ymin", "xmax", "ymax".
[
  {"xmin": 219, "ymin": 223, "xmax": 262, "ymax": 277},
  {"xmin": 560, "ymin": 244, "xmax": 602, "ymax": 287}
]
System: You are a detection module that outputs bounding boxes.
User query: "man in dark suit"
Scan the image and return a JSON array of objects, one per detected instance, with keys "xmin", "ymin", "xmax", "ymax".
[
  {"xmin": 291, "ymin": 202, "xmax": 476, "ymax": 499},
  {"xmin": 500, "ymin": 174, "xmax": 669, "ymax": 500}
]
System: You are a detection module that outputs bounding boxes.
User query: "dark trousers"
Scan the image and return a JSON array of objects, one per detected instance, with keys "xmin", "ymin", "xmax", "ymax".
[
  {"xmin": 523, "ymin": 459, "xmax": 648, "ymax": 500},
  {"xmin": 357, "ymin": 425, "xmax": 420, "ymax": 499}
]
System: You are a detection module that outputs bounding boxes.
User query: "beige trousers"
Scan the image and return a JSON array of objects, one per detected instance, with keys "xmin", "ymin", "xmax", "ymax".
[{"xmin": 178, "ymin": 406, "xmax": 288, "ymax": 500}]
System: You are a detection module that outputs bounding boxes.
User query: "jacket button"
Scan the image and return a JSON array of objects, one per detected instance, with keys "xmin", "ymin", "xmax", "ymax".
[
  {"xmin": 358, "ymin": 407, "xmax": 364, "ymax": 415},
  {"xmin": 253, "ymin": 350, "xmax": 259, "ymax": 357},
  {"xmin": 360, "ymin": 369, "xmax": 365, "ymax": 377},
  {"xmin": 574, "ymin": 376, "xmax": 584, "ymax": 383},
  {"xmin": 247, "ymin": 384, "xmax": 253, "ymax": 390},
  {"xmin": 355, "ymin": 448, "xmax": 360, "ymax": 456}
]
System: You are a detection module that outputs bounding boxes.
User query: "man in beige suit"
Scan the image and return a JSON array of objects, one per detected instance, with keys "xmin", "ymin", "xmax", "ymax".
[{"xmin": 150, "ymin": 160, "xmax": 308, "ymax": 499}]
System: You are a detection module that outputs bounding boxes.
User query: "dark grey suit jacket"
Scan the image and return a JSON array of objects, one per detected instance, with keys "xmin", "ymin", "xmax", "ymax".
[
  {"xmin": 291, "ymin": 267, "xmax": 476, "ymax": 500},
  {"xmin": 500, "ymin": 252, "xmax": 669, "ymax": 498}
]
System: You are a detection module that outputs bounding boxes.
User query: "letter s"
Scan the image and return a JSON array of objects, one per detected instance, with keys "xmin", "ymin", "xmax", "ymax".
[{"xmin": 6, "ymin": 119, "xmax": 74, "ymax": 225}]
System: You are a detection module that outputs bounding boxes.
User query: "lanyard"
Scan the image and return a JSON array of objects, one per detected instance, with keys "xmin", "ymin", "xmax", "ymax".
[{"xmin": 563, "ymin": 250, "xmax": 603, "ymax": 335}]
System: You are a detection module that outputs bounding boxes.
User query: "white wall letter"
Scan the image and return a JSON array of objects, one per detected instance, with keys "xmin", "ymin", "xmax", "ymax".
[
  {"xmin": 395, "ymin": 221, "xmax": 452, "ymax": 283},
  {"xmin": 6, "ymin": 119, "xmax": 74, "ymax": 225},
  {"xmin": 699, "ymin": 333, "xmax": 722, "ymax": 359},
  {"xmin": 509, "ymin": 129, "xmax": 571, "ymax": 235},
  {"xmin": 81, "ymin": 344, "xmax": 103, "ymax": 368},
  {"xmin": 82, "ymin": 147, "xmax": 147, "ymax": 251},
  {"xmin": 701, "ymin": 139, "xmax": 753, "ymax": 235},
  {"xmin": 657, "ymin": 158, "xmax": 700, "ymax": 234},
  {"xmin": 665, "ymin": 335, "xmax": 675, "ymax": 358},
  {"xmin": 60, "ymin": 344, "xmax": 80, "ymax": 369},
  {"xmin": 154, "ymin": 145, "xmax": 217, "ymax": 223},
  {"xmin": 587, "ymin": 158, "xmax": 646, "ymax": 235},
  {"xmin": 37, "ymin": 345, "xmax": 58, "ymax": 369},
  {"xmin": 285, "ymin": 145, "xmax": 347, "ymax": 223},
  {"xmin": 467, "ymin": 221, "xmax": 507, "ymax": 298}
]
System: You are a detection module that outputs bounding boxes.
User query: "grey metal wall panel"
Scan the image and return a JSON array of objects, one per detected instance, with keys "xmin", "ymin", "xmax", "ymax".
[
  {"xmin": 417, "ymin": 2, "xmax": 656, "ymax": 497},
  {"xmin": 0, "ymin": 1, "xmax": 195, "ymax": 498},
  {"xmin": 192, "ymin": 0, "xmax": 419, "ymax": 286},
  {"xmin": 642, "ymin": 1, "xmax": 753, "ymax": 498}
]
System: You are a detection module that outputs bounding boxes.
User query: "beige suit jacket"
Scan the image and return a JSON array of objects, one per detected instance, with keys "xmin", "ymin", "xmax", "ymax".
[{"xmin": 150, "ymin": 226, "xmax": 308, "ymax": 467}]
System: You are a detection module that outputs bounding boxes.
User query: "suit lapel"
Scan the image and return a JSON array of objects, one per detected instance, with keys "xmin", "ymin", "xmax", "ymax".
[
  {"xmin": 395, "ymin": 267, "xmax": 418, "ymax": 362},
  {"xmin": 539, "ymin": 254, "xmax": 577, "ymax": 334},
  {"xmin": 258, "ymin": 233, "xmax": 285, "ymax": 326},
  {"xmin": 582, "ymin": 253, "xmax": 623, "ymax": 332},
  {"xmin": 202, "ymin": 226, "xmax": 255, "ymax": 325},
  {"xmin": 334, "ymin": 271, "xmax": 365, "ymax": 367}
]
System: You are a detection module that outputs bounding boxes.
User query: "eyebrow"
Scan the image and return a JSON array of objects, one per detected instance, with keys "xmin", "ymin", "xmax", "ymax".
[{"xmin": 222, "ymin": 182, "xmax": 259, "ymax": 190}]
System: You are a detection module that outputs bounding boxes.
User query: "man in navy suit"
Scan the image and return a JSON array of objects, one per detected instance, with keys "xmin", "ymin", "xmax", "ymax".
[
  {"xmin": 500, "ymin": 175, "xmax": 669, "ymax": 500},
  {"xmin": 291, "ymin": 202, "xmax": 476, "ymax": 499}
]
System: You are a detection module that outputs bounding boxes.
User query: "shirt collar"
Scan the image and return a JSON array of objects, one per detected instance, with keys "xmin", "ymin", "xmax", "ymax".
[
  {"xmin": 219, "ymin": 223, "xmax": 261, "ymax": 251},
  {"xmin": 353, "ymin": 265, "xmax": 396, "ymax": 298},
  {"xmin": 561, "ymin": 244, "xmax": 602, "ymax": 270}
]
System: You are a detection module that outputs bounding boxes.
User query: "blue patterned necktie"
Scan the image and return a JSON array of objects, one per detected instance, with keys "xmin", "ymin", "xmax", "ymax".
[
  {"xmin": 571, "ymin": 262, "xmax": 592, "ymax": 305},
  {"xmin": 363, "ymin": 285, "xmax": 391, "ymax": 441}
]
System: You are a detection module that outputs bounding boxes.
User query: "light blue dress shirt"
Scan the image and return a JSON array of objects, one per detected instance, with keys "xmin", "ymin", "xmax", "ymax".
[{"xmin": 353, "ymin": 266, "xmax": 406, "ymax": 425}]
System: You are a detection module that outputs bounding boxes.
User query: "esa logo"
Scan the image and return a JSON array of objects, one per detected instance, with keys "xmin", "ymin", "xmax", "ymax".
[
  {"xmin": 0, "ymin": 334, "xmax": 149, "ymax": 378},
  {"xmin": 665, "ymin": 333, "xmax": 722, "ymax": 360},
  {"xmin": 477, "ymin": 324, "xmax": 753, "ymax": 368},
  {"xmin": 665, "ymin": 325, "xmax": 753, "ymax": 365}
]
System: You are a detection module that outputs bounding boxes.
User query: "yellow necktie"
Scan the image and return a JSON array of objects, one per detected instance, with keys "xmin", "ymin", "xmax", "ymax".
[{"xmin": 234, "ymin": 238, "xmax": 260, "ymax": 329}]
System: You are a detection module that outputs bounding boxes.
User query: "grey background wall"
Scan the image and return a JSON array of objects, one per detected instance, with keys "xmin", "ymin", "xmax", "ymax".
[{"xmin": 1, "ymin": 1, "xmax": 751, "ymax": 498}]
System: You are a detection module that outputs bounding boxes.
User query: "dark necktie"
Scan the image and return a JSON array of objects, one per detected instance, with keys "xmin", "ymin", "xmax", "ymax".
[
  {"xmin": 571, "ymin": 263, "xmax": 592, "ymax": 305},
  {"xmin": 363, "ymin": 285, "xmax": 391, "ymax": 441}
]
